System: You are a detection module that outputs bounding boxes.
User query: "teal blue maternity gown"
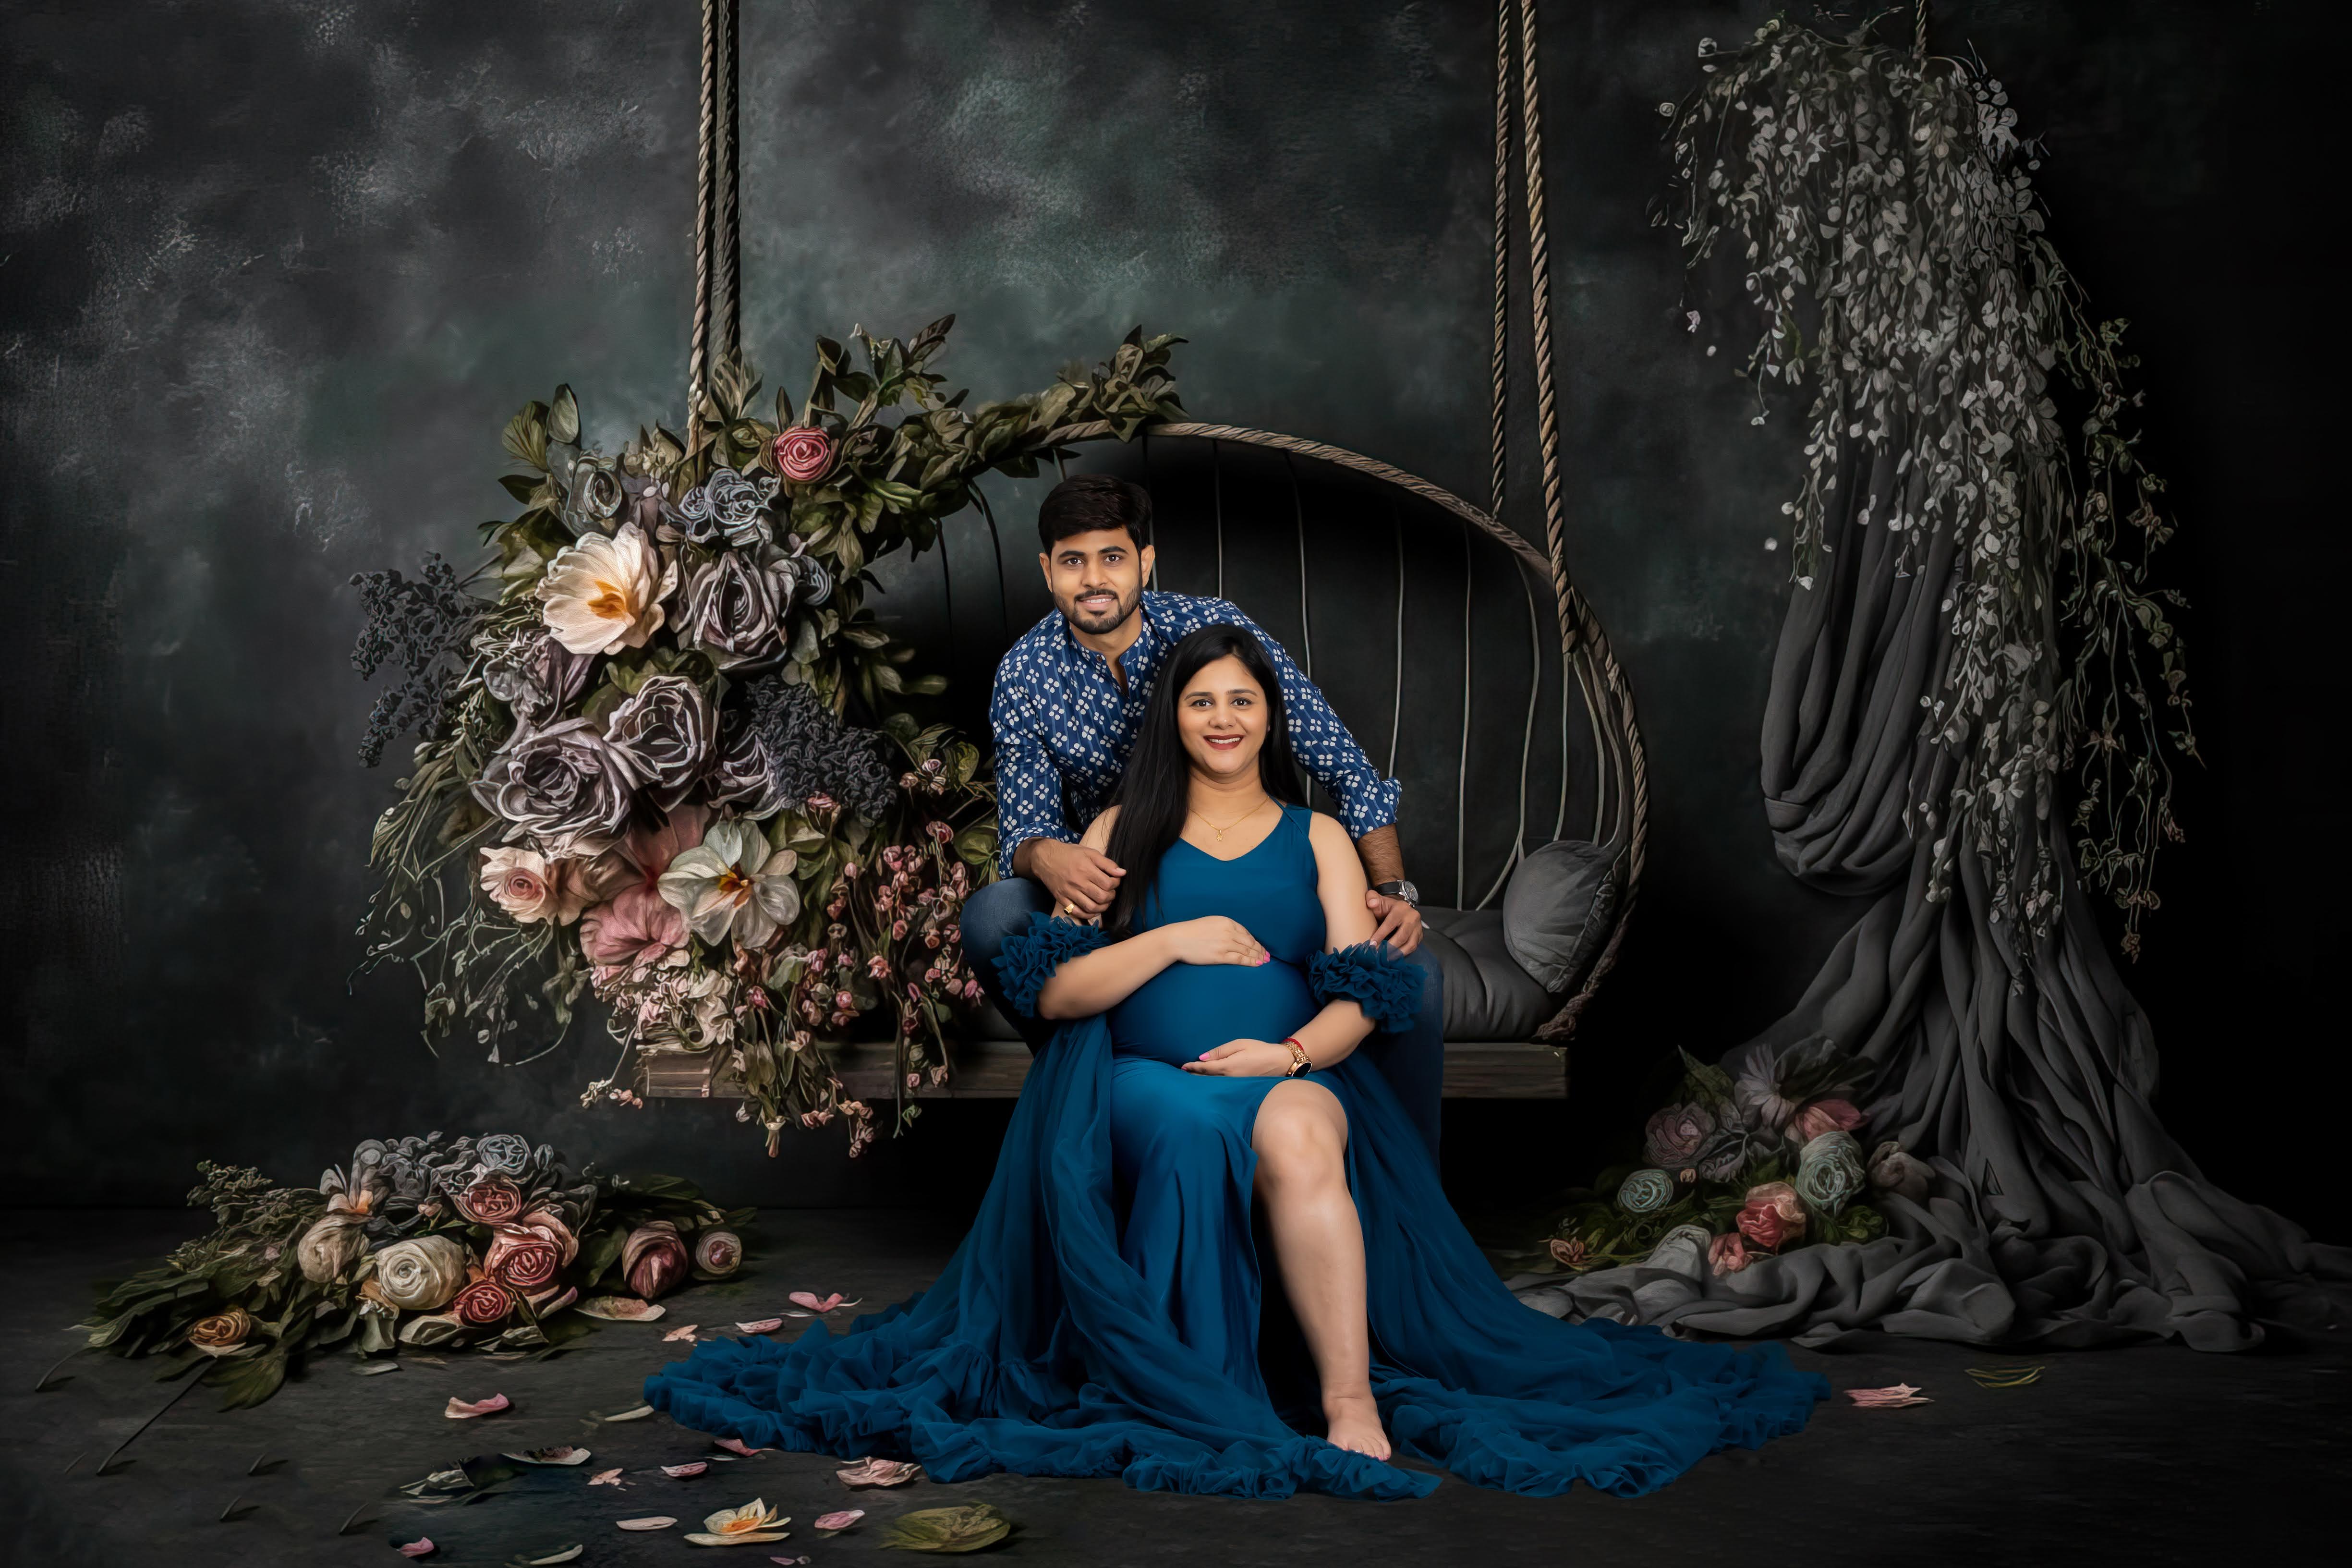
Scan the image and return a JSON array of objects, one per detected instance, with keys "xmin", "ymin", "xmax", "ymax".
[{"xmin": 647, "ymin": 805, "xmax": 1824, "ymax": 1499}]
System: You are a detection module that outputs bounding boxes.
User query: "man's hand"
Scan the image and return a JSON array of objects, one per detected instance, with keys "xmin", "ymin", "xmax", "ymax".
[
  {"xmin": 1025, "ymin": 837, "xmax": 1126, "ymax": 920},
  {"xmin": 1183, "ymin": 1039, "xmax": 1296, "ymax": 1077},
  {"xmin": 1365, "ymin": 889, "xmax": 1425, "ymax": 955}
]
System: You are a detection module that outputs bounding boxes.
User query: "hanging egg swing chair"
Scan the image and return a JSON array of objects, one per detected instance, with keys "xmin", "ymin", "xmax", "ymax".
[{"xmin": 649, "ymin": 0, "xmax": 1645, "ymax": 1106}]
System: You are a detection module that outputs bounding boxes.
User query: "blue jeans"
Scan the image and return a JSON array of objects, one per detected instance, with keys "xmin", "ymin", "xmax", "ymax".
[{"xmin": 958, "ymin": 876, "xmax": 1448, "ymax": 1161}]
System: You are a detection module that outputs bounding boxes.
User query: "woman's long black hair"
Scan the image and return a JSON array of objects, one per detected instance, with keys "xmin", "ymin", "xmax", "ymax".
[{"xmin": 1102, "ymin": 623, "xmax": 1305, "ymax": 937}]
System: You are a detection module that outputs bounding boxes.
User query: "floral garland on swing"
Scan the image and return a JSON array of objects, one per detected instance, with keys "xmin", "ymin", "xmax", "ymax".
[{"xmin": 352, "ymin": 321, "xmax": 1184, "ymax": 1153}]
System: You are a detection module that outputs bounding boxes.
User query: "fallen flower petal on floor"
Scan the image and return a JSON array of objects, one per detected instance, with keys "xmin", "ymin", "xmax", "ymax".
[
  {"xmin": 713, "ymin": 1438, "xmax": 769, "ymax": 1458},
  {"xmin": 513, "ymin": 1548, "xmax": 583, "ymax": 1566},
  {"xmin": 663, "ymin": 1461, "xmax": 711, "ymax": 1478},
  {"xmin": 396, "ymin": 1541, "xmax": 435, "ymax": 1559},
  {"xmin": 505, "ymin": 1446, "xmax": 591, "ymax": 1466},
  {"xmin": 768, "ymin": 1558, "xmax": 811, "ymax": 1566},
  {"xmin": 444, "ymin": 1393, "xmax": 511, "ymax": 1419},
  {"xmin": 683, "ymin": 1498, "xmax": 790, "ymax": 1546},
  {"xmin": 665, "ymin": 1325, "xmax": 701, "ymax": 1342},
  {"xmin": 353, "ymin": 1360, "xmax": 401, "ymax": 1376},
  {"xmin": 1844, "ymin": 1384, "xmax": 1932, "ymax": 1407},
  {"xmin": 616, "ymin": 1517, "xmax": 679, "ymax": 1531},
  {"xmin": 588, "ymin": 1468, "xmax": 624, "ymax": 1487},
  {"xmin": 1966, "ymin": 1364, "xmax": 2046, "ymax": 1387},
  {"xmin": 735, "ymin": 1318, "xmax": 785, "ymax": 1335},
  {"xmin": 835, "ymin": 1457, "xmax": 922, "ymax": 1488},
  {"xmin": 813, "ymin": 1509, "xmax": 864, "ymax": 1534},
  {"xmin": 576, "ymin": 1296, "xmax": 666, "ymax": 1322},
  {"xmin": 788, "ymin": 1292, "xmax": 853, "ymax": 1314},
  {"xmin": 601, "ymin": 1405, "xmax": 656, "ymax": 1422}
]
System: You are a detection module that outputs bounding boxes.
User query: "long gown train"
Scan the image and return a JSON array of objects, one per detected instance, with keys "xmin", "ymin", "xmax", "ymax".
[{"xmin": 648, "ymin": 807, "xmax": 1824, "ymax": 1498}]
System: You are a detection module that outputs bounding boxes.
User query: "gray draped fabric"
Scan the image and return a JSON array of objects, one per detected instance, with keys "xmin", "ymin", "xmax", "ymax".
[{"xmin": 1513, "ymin": 434, "xmax": 2352, "ymax": 1351}]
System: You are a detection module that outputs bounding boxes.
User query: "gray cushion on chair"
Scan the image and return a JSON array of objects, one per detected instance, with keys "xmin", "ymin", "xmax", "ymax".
[
  {"xmin": 1418, "ymin": 908, "xmax": 1556, "ymax": 1041},
  {"xmin": 1501, "ymin": 839, "xmax": 1620, "ymax": 995}
]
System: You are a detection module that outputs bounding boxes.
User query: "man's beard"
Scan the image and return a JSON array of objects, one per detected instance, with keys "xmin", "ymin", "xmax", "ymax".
[{"xmin": 1060, "ymin": 582, "xmax": 1140, "ymax": 636}]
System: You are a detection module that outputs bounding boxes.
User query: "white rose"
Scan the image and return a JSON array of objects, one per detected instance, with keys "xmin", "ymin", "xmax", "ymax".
[{"xmin": 372, "ymin": 1234, "xmax": 469, "ymax": 1312}]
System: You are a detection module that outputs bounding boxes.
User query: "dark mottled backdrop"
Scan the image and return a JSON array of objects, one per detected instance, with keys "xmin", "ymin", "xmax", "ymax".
[{"xmin": 3, "ymin": 1, "xmax": 2340, "ymax": 1230}]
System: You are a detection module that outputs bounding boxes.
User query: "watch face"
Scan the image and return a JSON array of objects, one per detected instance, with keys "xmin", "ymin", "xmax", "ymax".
[{"xmin": 1382, "ymin": 880, "xmax": 1419, "ymax": 905}]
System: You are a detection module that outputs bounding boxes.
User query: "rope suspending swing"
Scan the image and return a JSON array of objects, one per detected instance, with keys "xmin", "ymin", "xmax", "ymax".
[{"xmin": 668, "ymin": 0, "xmax": 1647, "ymax": 1070}]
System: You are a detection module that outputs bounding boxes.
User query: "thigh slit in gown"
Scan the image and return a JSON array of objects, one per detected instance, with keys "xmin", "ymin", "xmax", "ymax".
[{"xmin": 646, "ymin": 806, "xmax": 1825, "ymax": 1499}]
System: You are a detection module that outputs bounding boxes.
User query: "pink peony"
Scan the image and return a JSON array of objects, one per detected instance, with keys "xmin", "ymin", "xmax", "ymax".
[
  {"xmin": 1708, "ymin": 1232, "xmax": 1751, "ymax": 1275},
  {"xmin": 580, "ymin": 884, "xmax": 690, "ymax": 973},
  {"xmin": 772, "ymin": 425, "xmax": 835, "ymax": 483},
  {"xmin": 1736, "ymin": 1181, "xmax": 1807, "ymax": 1251},
  {"xmin": 452, "ymin": 1277, "xmax": 515, "ymax": 1328},
  {"xmin": 624, "ymin": 803, "xmax": 709, "ymax": 886},
  {"xmin": 1790, "ymin": 1098, "xmax": 1865, "ymax": 1144}
]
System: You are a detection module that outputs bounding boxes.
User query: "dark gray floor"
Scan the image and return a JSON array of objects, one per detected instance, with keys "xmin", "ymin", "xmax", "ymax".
[{"xmin": 3, "ymin": 1209, "xmax": 2341, "ymax": 1567}]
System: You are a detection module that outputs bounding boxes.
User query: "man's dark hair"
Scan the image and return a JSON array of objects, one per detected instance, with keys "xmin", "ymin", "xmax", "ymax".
[{"xmin": 1037, "ymin": 473, "xmax": 1152, "ymax": 553}]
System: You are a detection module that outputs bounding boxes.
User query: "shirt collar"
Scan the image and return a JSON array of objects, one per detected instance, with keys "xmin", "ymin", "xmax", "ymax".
[{"xmin": 1058, "ymin": 594, "xmax": 1166, "ymax": 686}]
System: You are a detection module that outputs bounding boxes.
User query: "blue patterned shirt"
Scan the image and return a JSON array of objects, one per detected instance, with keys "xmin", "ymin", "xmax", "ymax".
[{"xmin": 988, "ymin": 592, "xmax": 1402, "ymax": 876}]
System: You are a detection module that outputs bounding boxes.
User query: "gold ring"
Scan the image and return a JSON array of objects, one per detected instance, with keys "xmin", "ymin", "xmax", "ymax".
[{"xmin": 1064, "ymin": 900, "xmax": 1080, "ymax": 916}]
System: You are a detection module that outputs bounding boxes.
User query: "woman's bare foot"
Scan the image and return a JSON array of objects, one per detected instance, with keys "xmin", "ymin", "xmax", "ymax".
[{"xmin": 1322, "ymin": 1389, "xmax": 1391, "ymax": 1461}]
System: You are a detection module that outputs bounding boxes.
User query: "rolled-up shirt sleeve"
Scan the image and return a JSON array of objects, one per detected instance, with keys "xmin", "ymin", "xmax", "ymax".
[
  {"xmin": 1210, "ymin": 601, "xmax": 1401, "ymax": 840},
  {"xmin": 989, "ymin": 653, "xmax": 1079, "ymax": 879}
]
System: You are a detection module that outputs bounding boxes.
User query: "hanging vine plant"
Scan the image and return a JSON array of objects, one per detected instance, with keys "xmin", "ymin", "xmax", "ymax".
[
  {"xmin": 351, "ymin": 323, "xmax": 1185, "ymax": 1154},
  {"xmin": 1661, "ymin": 14, "xmax": 2197, "ymax": 954}
]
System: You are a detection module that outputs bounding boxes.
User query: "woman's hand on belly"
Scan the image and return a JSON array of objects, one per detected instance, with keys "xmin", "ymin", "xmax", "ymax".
[{"xmin": 1181, "ymin": 1038, "xmax": 1296, "ymax": 1077}]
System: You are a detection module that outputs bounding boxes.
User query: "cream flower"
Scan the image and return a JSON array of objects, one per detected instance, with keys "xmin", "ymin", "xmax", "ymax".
[
  {"xmin": 684, "ymin": 1498, "xmax": 789, "ymax": 1546},
  {"xmin": 535, "ymin": 523, "xmax": 676, "ymax": 656},
  {"xmin": 478, "ymin": 846, "xmax": 599, "ymax": 925},
  {"xmin": 657, "ymin": 819, "xmax": 800, "ymax": 949}
]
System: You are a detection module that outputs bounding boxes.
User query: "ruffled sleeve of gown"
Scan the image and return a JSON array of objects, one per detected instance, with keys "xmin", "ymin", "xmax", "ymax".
[
  {"xmin": 993, "ymin": 912, "xmax": 1109, "ymax": 1018},
  {"xmin": 1308, "ymin": 941, "xmax": 1423, "ymax": 1033}
]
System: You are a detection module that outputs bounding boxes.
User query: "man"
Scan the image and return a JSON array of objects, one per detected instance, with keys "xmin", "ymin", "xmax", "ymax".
[{"xmin": 960, "ymin": 473, "xmax": 1447, "ymax": 1157}]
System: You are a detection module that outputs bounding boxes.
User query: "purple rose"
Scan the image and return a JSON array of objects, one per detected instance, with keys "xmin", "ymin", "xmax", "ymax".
[{"xmin": 1643, "ymin": 1103, "xmax": 1716, "ymax": 1169}]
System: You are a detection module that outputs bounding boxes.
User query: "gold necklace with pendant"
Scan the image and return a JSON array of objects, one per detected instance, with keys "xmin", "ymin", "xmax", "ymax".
[{"xmin": 1191, "ymin": 797, "xmax": 1271, "ymax": 842}]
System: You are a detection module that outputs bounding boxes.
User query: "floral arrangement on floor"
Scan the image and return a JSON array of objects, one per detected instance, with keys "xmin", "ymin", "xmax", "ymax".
[
  {"xmin": 1537, "ymin": 1040, "xmax": 1929, "ymax": 1279},
  {"xmin": 350, "ymin": 321, "xmax": 1184, "ymax": 1152},
  {"xmin": 80, "ymin": 1132, "xmax": 752, "ymax": 1408}
]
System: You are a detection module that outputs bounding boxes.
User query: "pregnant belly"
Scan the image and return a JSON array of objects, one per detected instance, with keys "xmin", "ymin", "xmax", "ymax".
[{"xmin": 1109, "ymin": 960, "xmax": 1319, "ymax": 1068}]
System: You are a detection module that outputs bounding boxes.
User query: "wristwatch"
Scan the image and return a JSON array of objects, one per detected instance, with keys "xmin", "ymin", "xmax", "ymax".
[{"xmin": 1374, "ymin": 879, "xmax": 1420, "ymax": 906}]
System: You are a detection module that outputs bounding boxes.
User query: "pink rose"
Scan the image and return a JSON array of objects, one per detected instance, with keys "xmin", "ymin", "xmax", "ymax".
[
  {"xmin": 455, "ymin": 1174, "xmax": 525, "ymax": 1226},
  {"xmin": 1736, "ymin": 1180, "xmax": 1807, "ymax": 1252},
  {"xmin": 622, "ymin": 1220, "xmax": 691, "ymax": 1300},
  {"xmin": 1642, "ymin": 1103, "xmax": 1716, "ymax": 1169},
  {"xmin": 484, "ymin": 1226, "xmax": 564, "ymax": 1292},
  {"xmin": 772, "ymin": 425, "xmax": 835, "ymax": 483},
  {"xmin": 479, "ymin": 847, "xmax": 596, "ymax": 925},
  {"xmin": 452, "ymin": 1277, "xmax": 515, "ymax": 1328},
  {"xmin": 1790, "ymin": 1098, "xmax": 1865, "ymax": 1144},
  {"xmin": 1708, "ymin": 1232, "xmax": 1751, "ymax": 1275},
  {"xmin": 580, "ymin": 884, "xmax": 689, "ymax": 972},
  {"xmin": 693, "ymin": 1229, "xmax": 743, "ymax": 1277}
]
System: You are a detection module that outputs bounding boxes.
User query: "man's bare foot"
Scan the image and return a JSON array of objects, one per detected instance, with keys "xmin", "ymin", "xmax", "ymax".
[{"xmin": 1322, "ymin": 1389, "xmax": 1390, "ymax": 1461}]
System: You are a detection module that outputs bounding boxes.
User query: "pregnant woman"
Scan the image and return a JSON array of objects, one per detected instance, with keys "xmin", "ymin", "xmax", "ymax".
[{"xmin": 647, "ymin": 624, "xmax": 1824, "ymax": 1499}]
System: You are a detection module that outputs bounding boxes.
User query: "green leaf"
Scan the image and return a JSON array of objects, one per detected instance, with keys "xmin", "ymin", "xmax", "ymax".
[
  {"xmin": 498, "ymin": 473, "xmax": 541, "ymax": 504},
  {"xmin": 879, "ymin": 1503, "xmax": 1014, "ymax": 1554},
  {"xmin": 952, "ymin": 825, "xmax": 997, "ymax": 868},
  {"xmin": 900, "ymin": 673, "xmax": 947, "ymax": 696},
  {"xmin": 548, "ymin": 384, "xmax": 580, "ymax": 446},
  {"xmin": 502, "ymin": 401, "xmax": 551, "ymax": 472}
]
